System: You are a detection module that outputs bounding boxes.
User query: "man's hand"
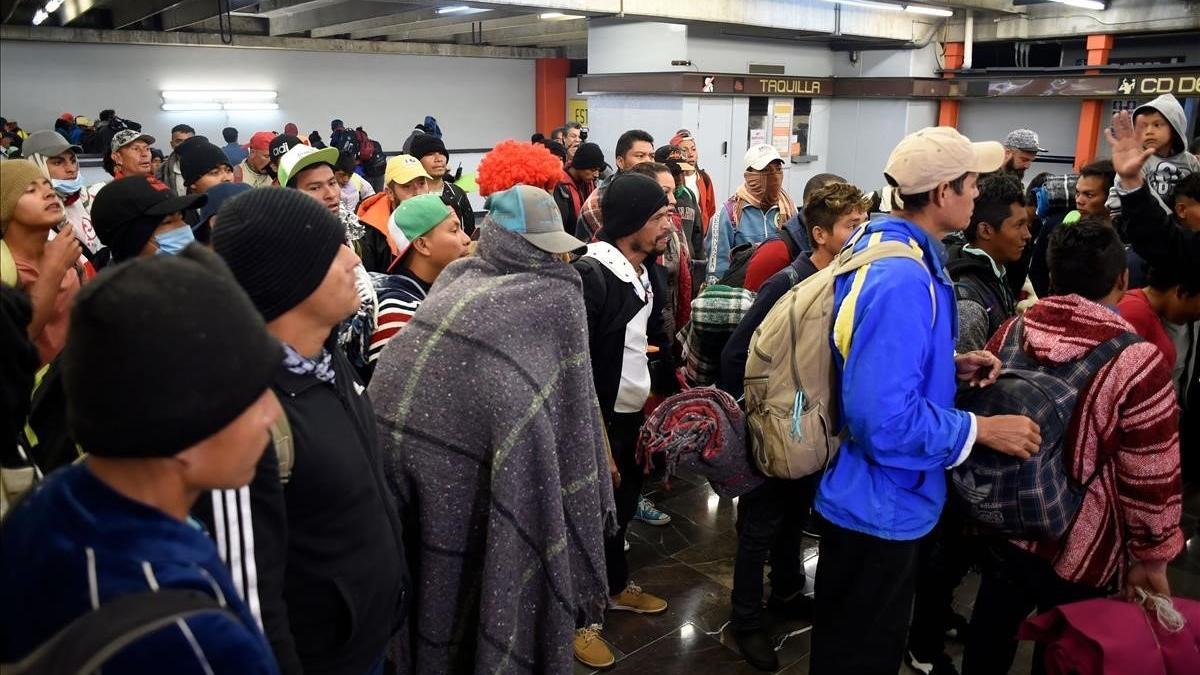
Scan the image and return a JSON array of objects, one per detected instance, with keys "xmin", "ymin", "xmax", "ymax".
[
  {"xmin": 1125, "ymin": 559, "xmax": 1170, "ymax": 601},
  {"xmin": 1103, "ymin": 110, "xmax": 1156, "ymax": 187},
  {"xmin": 976, "ymin": 415, "xmax": 1041, "ymax": 460},
  {"xmin": 608, "ymin": 450, "xmax": 621, "ymax": 489},
  {"xmin": 40, "ymin": 223, "xmax": 82, "ymax": 281},
  {"xmin": 956, "ymin": 350, "xmax": 1002, "ymax": 388}
]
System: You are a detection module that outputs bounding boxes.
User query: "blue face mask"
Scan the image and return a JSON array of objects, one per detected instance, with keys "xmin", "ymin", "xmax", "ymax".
[
  {"xmin": 154, "ymin": 225, "xmax": 195, "ymax": 256},
  {"xmin": 51, "ymin": 176, "xmax": 87, "ymax": 197}
]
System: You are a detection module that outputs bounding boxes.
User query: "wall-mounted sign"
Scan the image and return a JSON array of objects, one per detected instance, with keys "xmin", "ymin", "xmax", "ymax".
[
  {"xmin": 1119, "ymin": 73, "xmax": 1200, "ymax": 96},
  {"xmin": 576, "ymin": 70, "xmax": 1198, "ymax": 100},
  {"xmin": 568, "ymin": 98, "xmax": 588, "ymax": 126}
]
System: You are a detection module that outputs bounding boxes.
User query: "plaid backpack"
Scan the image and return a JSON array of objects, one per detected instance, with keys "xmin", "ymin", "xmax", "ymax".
[{"xmin": 951, "ymin": 318, "xmax": 1141, "ymax": 540}]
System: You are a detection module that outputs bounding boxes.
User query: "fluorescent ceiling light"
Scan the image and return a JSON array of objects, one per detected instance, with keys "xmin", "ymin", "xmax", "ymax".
[
  {"xmin": 160, "ymin": 102, "xmax": 280, "ymax": 112},
  {"xmin": 32, "ymin": 8, "xmax": 48, "ymax": 24},
  {"xmin": 223, "ymin": 102, "xmax": 280, "ymax": 111},
  {"xmin": 161, "ymin": 90, "xmax": 277, "ymax": 103},
  {"xmin": 161, "ymin": 102, "xmax": 222, "ymax": 111},
  {"xmin": 437, "ymin": 5, "xmax": 487, "ymax": 14},
  {"xmin": 539, "ymin": 12, "xmax": 582, "ymax": 19},
  {"xmin": 818, "ymin": 0, "xmax": 903, "ymax": 12},
  {"xmin": 45, "ymin": 0, "xmax": 63, "ymax": 11},
  {"xmin": 1049, "ymin": 0, "xmax": 1106, "ymax": 9},
  {"xmin": 904, "ymin": 4, "xmax": 953, "ymax": 16}
]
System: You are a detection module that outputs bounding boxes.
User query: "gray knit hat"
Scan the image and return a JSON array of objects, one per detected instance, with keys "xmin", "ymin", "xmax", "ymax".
[{"xmin": 212, "ymin": 187, "xmax": 345, "ymax": 321}]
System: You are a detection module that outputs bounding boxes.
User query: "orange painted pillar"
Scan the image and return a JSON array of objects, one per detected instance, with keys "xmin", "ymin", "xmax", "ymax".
[
  {"xmin": 937, "ymin": 42, "xmax": 964, "ymax": 128},
  {"xmin": 1073, "ymin": 34, "xmax": 1114, "ymax": 170},
  {"xmin": 535, "ymin": 58, "xmax": 570, "ymax": 137}
]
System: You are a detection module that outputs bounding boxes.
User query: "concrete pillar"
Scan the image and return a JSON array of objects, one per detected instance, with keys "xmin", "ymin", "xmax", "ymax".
[
  {"xmin": 938, "ymin": 42, "xmax": 964, "ymax": 128},
  {"xmin": 1073, "ymin": 34, "xmax": 1114, "ymax": 170},
  {"xmin": 535, "ymin": 57, "xmax": 570, "ymax": 136}
]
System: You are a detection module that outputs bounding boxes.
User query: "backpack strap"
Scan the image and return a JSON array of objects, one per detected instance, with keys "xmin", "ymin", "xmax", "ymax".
[
  {"xmin": 1062, "ymin": 330, "xmax": 1144, "ymax": 392},
  {"xmin": 2, "ymin": 590, "xmax": 240, "ymax": 675},
  {"xmin": 1, "ymin": 240, "xmax": 18, "ymax": 287}
]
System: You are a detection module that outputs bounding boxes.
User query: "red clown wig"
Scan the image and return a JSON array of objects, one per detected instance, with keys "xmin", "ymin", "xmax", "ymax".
[{"xmin": 476, "ymin": 140, "xmax": 563, "ymax": 197}]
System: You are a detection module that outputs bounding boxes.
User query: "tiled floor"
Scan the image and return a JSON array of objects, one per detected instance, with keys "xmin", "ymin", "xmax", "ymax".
[{"xmin": 575, "ymin": 470, "xmax": 1200, "ymax": 675}]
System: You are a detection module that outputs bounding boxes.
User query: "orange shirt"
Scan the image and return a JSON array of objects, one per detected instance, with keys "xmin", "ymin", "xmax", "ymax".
[{"xmin": 14, "ymin": 253, "xmax": 81, "ymax": 365}]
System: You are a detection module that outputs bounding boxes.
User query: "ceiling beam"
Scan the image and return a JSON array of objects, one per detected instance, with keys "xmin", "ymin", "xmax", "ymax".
[
  {"xmin": 498, "ymin": 29, "xmax": 588, "ymax": 47},
  {"xmin": 1, "ymin": 22, "xmax": 562, "ymax": 57},
  {"xmin": 160, "ymin": 0, "xmax": 257, "ymax": 31},
  {"xmin": 269, "ymin": 0, "xmax": 398, "ymax": 36},
  {"xmin": 111, "ymin": 0, "xmax": 191, "ymax": 29},
  {"xmin": 945, "ymin": 0, "xmax": 1200, "ymax": 41},
  {"xmin": 347, "ymin": 9, "xmax": 521, "ymax": 40},
  {"xmin": 453, "ymin": 19, "xmax": 586, "ymax": 45},
  {"xmin": 56, "ymin": 0, "xmax": 113, "ymax": 24},
  {"xmin": 379, "ymin": 13, "xmax": 547, "ymax": 41},
  {"xmin": 184, "ymin": 15, "xmax": 268, "ymax": 34},
  {"xmin": 309, "ymin": 5, "xmax": 453, "ymax": 38},
  {"xmin": 253, "ymin": 0, "xmax": 349, "ymax": 17}
]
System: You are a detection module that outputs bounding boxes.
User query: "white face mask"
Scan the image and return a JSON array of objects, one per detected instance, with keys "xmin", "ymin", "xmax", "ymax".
[{"xmin": 51, "ymin": 176, "xmax": 87, "ymax": 196}]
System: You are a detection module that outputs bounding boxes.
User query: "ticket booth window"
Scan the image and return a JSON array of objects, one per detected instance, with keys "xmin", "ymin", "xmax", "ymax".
[{"xmin": 749, "ymin": 97, "xmax": 813, "ymax": 161}]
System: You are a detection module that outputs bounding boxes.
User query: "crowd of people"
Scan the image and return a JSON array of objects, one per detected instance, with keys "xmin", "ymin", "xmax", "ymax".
[{"xmin": 0, "ymin": 90, "xmax": 1197, "ymax": 675}]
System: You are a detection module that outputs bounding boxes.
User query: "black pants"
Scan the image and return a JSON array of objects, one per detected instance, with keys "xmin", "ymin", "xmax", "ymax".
[
  {"xmin": 603, "ymin": 411, "xmax": 645, "ymax": 595},
  {"xmin": 907, "ymin": 507, "xmax": 976, "ymax": 658},
  {"xmin": 810, "ymin": 519, "xmax": 920, "ymax": 675},
  {"xmin": 729, "ymin": 475, "xmax": 818, "ymax": 630},
  {"xmin": 962, "ymin": 540, "xmax": 1107, "ymax": 675}
]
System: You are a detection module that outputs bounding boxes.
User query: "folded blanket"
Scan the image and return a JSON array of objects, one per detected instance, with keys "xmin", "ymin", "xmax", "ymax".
[{"xmin": 637, "ymin": 387, "xmax": 764, "ymax": 498}]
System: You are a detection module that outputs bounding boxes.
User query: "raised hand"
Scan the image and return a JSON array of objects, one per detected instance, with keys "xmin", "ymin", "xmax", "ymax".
[
  {"xmin": 43, "ymin": 223, "xmax": 83, "ymax": 277},
  {"xmin": 1103, "ymin": 110, "xmax": 1155, "ymax": 186}
]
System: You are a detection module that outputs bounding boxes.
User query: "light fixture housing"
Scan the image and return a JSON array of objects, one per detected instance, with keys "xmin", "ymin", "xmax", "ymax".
[
  {"xmin": 159, "ymin": 90, "xmax": 279, "ymax": 112},
  {"xmin": 904, "ymin": 4, "xmax": 954, "ymax": 17},
  {"xmin": 1048, "ymin": 0, "xmax": 1106, "ymax": 9},
  {"xmin": 817, "ymin": 0, "xmax": 903, "ymax": 12},
  {"xmin": 437, "ymin": 5, "xmax": 488, "ymax": 15}
]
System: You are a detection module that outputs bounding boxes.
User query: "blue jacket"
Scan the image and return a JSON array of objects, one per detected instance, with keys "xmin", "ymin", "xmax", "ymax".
[
  {"xmin": 1, "ymin": 464, "xmax": 279, "ymax": 674},
  {"xmin": 706, "ymin": 198, "xmax": 780, "ymax": 283},
  {"xmin": 815, "ymin": 215, "xmax": 976, "ymax": 541}
]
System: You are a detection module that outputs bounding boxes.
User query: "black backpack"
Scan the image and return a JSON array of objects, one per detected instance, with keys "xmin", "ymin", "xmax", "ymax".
[
  {"xmin": 2, "ymin": 590, "xmax": 241, "ymax": 675},
  {"xmin": 951, "ymin": 318, "xmax": 1140, "ymax": 540}
]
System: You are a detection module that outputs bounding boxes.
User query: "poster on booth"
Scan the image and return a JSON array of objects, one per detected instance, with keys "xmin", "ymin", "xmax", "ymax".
[{"xmin": 770, "ymin": 99, "xmax": 793, "ymax": 159}]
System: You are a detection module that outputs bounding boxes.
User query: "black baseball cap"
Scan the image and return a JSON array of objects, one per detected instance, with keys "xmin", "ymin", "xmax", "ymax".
[
  {"xmin": 571, "ymin": 142, "xmax": 608, "ymax": 171},
  {"xmin": 268, "ymin": 134, "xmax": 303, "ymax": 162},
  {"xmin": 91, "ymin": 176, "xmax": 206, "ymax": 262}
]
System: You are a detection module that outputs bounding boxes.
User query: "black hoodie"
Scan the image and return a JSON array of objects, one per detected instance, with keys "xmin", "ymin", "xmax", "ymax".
[{"xmin": 945, "ymin": 240, "xmax": 1016, "ymax": 352}]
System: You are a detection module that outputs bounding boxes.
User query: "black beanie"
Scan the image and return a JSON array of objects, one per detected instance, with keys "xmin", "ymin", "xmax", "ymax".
[
  {"xmin": 212, "ymin": 187, "xmax": 346, "ymax": 321},
  {"xmin": 600, "ymin": 173, "xmax": 669, "ymax": 241},
  {"xmin": 179, "ymin": 139, "xmax": 231, "ymax": 187},
  {"xmin": 63, "ymin": 245, "xmax": 280, "ymax": 458},
  {"xmin": 409, "ymin": 133, "xmax": 448, "ymax": 160}
]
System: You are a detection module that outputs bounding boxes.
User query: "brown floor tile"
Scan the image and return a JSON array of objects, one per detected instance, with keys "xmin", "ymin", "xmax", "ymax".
[
  {"xmin": 607, "ymin": 623, "xmax": 762, "ymax": 674},
  {"xmin": 655, "ymin": 486, "xmax": 740, "ymax": 534},
  {"xmin": 673, "ymin": 531, "xmax": 740, "ymax": 590},
  {"xmin": 601, "ymin": 559, "xmax": 732, "ymax": 654},
  {"xmin": 627, "ymin": 509, "xmax": 730, "ymax": 558}
]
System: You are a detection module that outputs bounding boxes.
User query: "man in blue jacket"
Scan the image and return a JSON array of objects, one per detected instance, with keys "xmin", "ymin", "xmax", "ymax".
[
  {"xmin": 810, "ymin": 127, "xmax": 1042, "ymax": 675},
  {"xmin": 2, "ymin": 246, "xmax": 283, "ymax": 674}
]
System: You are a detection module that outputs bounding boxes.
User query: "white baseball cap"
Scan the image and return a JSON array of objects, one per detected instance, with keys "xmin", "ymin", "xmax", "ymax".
[
  {"xmin": 744, "ymin": 144, "xmax": 785, "ymax": 171},
  {"xmin": 884, "ymin": 127, "xmax": 1003, "ymax": 195},
  {"xmin": 277, "ymin": 144, "xmax": 339, "ymax": 188}
]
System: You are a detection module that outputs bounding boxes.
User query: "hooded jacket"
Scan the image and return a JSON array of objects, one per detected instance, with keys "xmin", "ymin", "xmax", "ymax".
[
  {"xmin": 814, "ymin": 215, "xmax": 976, "ymax": 541},
  {"xmin": 3, "ymin": 464, "xmax": 278, "ymax": 674},
  {"xmin": 944, "ymin": 240, "xmax": 1016, "ymax": 353},
  {"xmin": 995, "ymin": 295, "xmax": 1181, "ymax": 587},
  {"xmin": 1132, "ymin": 94, "xmax": 1200, "ymax": 202}
]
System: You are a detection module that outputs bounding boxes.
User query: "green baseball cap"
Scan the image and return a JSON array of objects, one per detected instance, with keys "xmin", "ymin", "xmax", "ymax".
[{"xmin": 389, "ymin": 193, "xmax": 453, "ymax": 258}]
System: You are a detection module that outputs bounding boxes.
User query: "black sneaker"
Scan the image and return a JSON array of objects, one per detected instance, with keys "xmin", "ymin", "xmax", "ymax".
[
  {"xmin": 766, "ymin": 591, "xmax": 814, "ymax": 622},
  {"xmin": 733, "ymin": 628, "xmax": 779, "ymax": 672},
  {"xmin": 905, "ymin": 650, "xmax": 960, "ymax": 675}
]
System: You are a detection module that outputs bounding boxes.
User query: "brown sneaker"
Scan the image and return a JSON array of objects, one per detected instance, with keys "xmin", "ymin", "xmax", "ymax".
[
  {"xmin": 608, "ymin": 583, "xmax": 668, "ymax": 614},
  {"xmin": 574, "ymin": 625, "xmax": 615, "ymax": 669}
]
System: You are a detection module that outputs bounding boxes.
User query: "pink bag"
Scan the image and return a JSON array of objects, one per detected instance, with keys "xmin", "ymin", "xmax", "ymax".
[{"xmin": 1018, "ymin": 593, "xmax": 1200, "ymax": 674}]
